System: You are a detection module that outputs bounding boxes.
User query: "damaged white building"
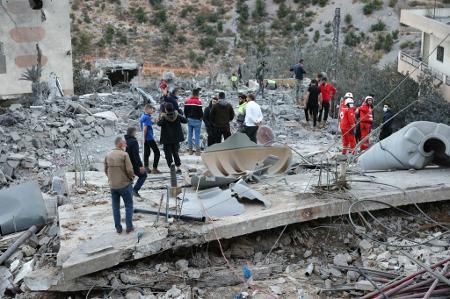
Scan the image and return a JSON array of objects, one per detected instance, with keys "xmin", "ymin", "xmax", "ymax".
[{"xmin": 0, "ymin": 0, "xmax": 73, "ymax": 99}]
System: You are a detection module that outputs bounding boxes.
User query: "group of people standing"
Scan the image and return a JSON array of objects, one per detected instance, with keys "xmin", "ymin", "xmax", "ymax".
[
  {"xmin": 104, "ymin": 86, "xmax": 265, "ymax": 233},
  {"xmin": 339, "ymin": 92, "xmax": 394, "ymax": 155}
]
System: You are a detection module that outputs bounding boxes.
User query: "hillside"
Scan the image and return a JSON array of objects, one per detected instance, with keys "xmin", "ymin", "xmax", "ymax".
[{"xmin": 70, "ymin": 0, "xmax": 450, "ymax": 74}]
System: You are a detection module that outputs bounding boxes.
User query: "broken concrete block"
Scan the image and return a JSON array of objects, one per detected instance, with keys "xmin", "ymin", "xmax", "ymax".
[
  {"xmin": 175, "ymin": 259, "xmax": 189, "ymax": 272},
  {"xmin": 125, "ymin": 289, "xmax": 143, "ymax": 299},
  {"xmin": 10, "ymin": 132, "xmax": 21, "ymax": 142},
  {"xmin": 22, "ymin": 245, "xmax": 37, "ymax": 257},
  {"xmin": 359, "ymin": 239, "xmax": 373, "ymax": 251},
  {"xmin": 13, "ymin": 259, "xmax": 34, "ymax": 284},
  {"xmin": 94, "ymin": 111, "xmax": 118, "ymax": 122},
  {"xmin": 333, "ymin": 253, "xmax": 352, "ymax": 267},
  {"xmin": 270, "ymin": 285, "xmax": 282, "ymax": 295},
  {"xmin": 166, "ymin": 285, "xmax": 182, "ymax": 298},
  {"xmin": 0, "ymin": 266, "xmax": 13, "ymax": 296},
  {"xmin": 38, "ymin": 160, "xmax": 53, "ymax": 169},
  {"xmin": 355, "ymin": 280, "xmax": 375, "ymax": 291},
  {"xmin": 187, "ymin": 269, "xmax": 201, "ymax": 279}
]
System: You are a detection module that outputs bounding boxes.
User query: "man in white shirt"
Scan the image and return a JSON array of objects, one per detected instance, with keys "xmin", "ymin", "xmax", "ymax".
[{"xmin": 243, "ymin": 94, "xmax": 263, "ymax": 143}]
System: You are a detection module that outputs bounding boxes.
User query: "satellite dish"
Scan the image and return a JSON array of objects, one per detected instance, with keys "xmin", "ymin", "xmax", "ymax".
[{"xmin": 256, "ymin": 125, "xmax": 275, "ymax": 145}]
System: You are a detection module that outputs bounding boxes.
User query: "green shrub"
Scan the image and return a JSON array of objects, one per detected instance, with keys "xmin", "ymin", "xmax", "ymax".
[
  {"xmin": 176, "ymin": 34, "xmax": 187, "ymax": 44},
  {"xmin": 345, "ymin": 13, "xmax": 352, "ymax": 25},
  {"xmin": 199, "ymin": 36, "xmax": 216, "ymax": 49},
  {"xmin": 400, "ymin": 41, "xmax": 410, "ymax": 49},
  {"xmin": 388, "ymin": 0, "xmax": 397, "ymax": 7},
  {"xmin": 180, "ymin": 5, "xmax": 194, "ymax": 18},
  {"xmin": 374, "ymin": 33, "xmax": 393, "ymax": 52},
  {"xmin": 148, "ymin": 0, "xmax": 162, "ymax": 6},
  {"xmin": 105, "ymin": 25, "xmax": 115, "ymax": 44},
  {"xmin": 217, "ymin": 21, "xmax": 223, "ymax": 32},
  {"xmin": 363, "ymin": 0, "xmax": 382, "ymax": 15},
  {"xmin": 153, "ymin": 7, "xmax": 167, "ymax": 25},
  {"xmin": 305, "ymin": 11, "xmax": 315, "ymax": 17},
  {"xmin": 370, "ymin": 20, "xmax": 386, "ymax": 32},
  {"xmin": 277, "ymin": 3, "xmax": 290, "ymax": 19},
  {"xmin": 134, "ymin": 7, "xmax": 148, "ymax": 23},
  {"xmin": 188, "ymin": 49, "xmax": 197, "ymax": 62},
  {"xmin": 313, "ymin": 30, "xmax": 320, "ymax": 43},
  {"xmin": 254, "ymin": 0, "xmax": 265, "ymax": 18},
  {"xmin": 165, "ymin": 22, "xmax": 177, "ymax": 35},
  {"xmin": 392, "ymin": 30, "xmax": 399, "ymax": 40},
  {"xmin": 344, "ymin": 31, "xmax": 361, "ymax": 47}
]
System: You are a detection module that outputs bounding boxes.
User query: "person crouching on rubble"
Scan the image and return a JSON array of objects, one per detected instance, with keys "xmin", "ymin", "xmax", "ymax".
[
  {"xmin": 244, "ymin": 94, "xmax": 263, "ymax": 143},
  {"xmin": 104, "ymin": 137, "xmax": 135, "ymax": 234},
  {"xmin": 356, "ymin": 96, "xmax": 374, "ymax": 151},
  {"xmin": 203, "ymin": 96, "xmax": 218, "ymax": 146},
  {"xmin": 125, "ymin": 127, "xmax": 147, "ymax": 198},
  {"xmin": 339, "ymin": 93, "xmax": 357, "ymax": 155},
  {"xmin": 158, "ymin": 102, "xmax": 187, "ymax": 174}
]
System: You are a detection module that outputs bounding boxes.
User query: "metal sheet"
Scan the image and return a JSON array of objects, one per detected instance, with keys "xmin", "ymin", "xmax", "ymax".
[
  {"xmin": 190, "ymin": 175, "xmax": 238, "ymax": 190},
  {"xmin": 230, "ymin": 179, "xmax": 272, "ymax": 208},
  {"xmin": 0, "ymin": 181, "xmax": 48, "ymax": 235},
  {"xmin": 201, "ymin": 133, "xmax": 292, "ymax": 176},
  {"xmin": 181, "ymin": 188, "xmax": 245, "ymax": 218}
]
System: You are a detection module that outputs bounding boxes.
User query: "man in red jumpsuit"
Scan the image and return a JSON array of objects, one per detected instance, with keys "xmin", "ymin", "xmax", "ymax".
[
  {"xmin": 356, "ymin": 96, "xmax": 374, "ymax": 151},
  {"xmin": 339, "ymin": 93, "xmax": 356, "ymax": 155}
]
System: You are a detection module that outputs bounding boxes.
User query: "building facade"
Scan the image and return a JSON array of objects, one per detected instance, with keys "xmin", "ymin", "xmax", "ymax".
[
  {"xmin": 398, "ymin": 8, "xmax": 450, "ymax": 101},
  {"xmin": 0, "ymin": 0, "xmax": 73, "ymax": 100}
]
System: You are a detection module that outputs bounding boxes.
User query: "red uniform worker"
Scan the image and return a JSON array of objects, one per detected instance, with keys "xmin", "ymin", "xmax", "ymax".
[
  {"xmin": 339, "ymin": 93, "xmax": 356, "ymax": 155},
  {"xmin": 357, "ymin": 96, "xmax": 374, "ymax": 151}
]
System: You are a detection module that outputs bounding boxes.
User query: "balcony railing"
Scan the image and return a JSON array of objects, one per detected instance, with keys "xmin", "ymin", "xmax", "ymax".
[{"xmin": 399, "ymin": 51, "xmax": 450, "ymax": 86}]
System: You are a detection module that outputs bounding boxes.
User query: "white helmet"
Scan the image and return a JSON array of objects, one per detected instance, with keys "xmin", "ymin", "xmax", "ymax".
[
  {"xmin": 344, "ymin": 92, "xmax": 353, "ymax": 99},
  {"xmin": 365, "ymin": 95, "xmax": 374, "ymax": 102},
  {"xmin": 344, "ymin": 98, "xmax": 354, "ymax": 106}
]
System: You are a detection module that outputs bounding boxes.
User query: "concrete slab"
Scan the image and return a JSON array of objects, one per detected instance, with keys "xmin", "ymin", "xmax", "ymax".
[{"xmin": 55, "ymin": 168, "xmax": 450, "ymax": 283}]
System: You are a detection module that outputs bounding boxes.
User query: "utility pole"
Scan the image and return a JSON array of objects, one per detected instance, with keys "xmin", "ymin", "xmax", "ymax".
[
  {"xmin": 331, "ymin": 7, "xmax": 340, "ymax": 118},
  {"xmin": 331, "ymin": 7, "xmax": 340, "ymax": 82}
]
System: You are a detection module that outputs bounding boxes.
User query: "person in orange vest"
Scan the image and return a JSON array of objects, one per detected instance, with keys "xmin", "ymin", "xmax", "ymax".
[
  {"xmin": 356, "ymin": 96, "xmax": 374, "ymax": 151},
  {"xmin": 339, "ymin": 93, "xmax": 356, "ymax": 155}
]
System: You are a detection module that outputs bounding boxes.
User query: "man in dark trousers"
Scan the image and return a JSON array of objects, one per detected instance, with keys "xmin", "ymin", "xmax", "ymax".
[
  {"xmin": 158, "ymin": 102, "xmax": 188, "ymax": 174},
  {"xmin": 139, "ymin": 104, "xmax": 161, "ymax": 174},
  {"xmin": 104, "ymin": 137, "xmax": 135, "ymax": 234},
  {"xmin": 303, "ymin": 79, "xmax": 322, "ymax": 128},
  {"xmin": 203, "ymin": 97, "xmax": 218, "ymax": 146},
  {"xmin": 290, "ymin": 59, "xmax": 306, "ymax": 102},
  {"xmin": 125, "ymin": 127, "xmax": 147, "ymax": 198},
  {"xmin": 380, "ymin": 103, "xmax": 394, "ymax": 140},
  {"xmin": 318, "ymin": 77, "xmax": 336, "ymax": 126},
  {"xmin": 210, "ymin": 92, "xmax": 235, "ymax": 144}
]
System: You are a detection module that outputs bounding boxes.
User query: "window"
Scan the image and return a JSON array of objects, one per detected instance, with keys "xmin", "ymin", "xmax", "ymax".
[
  {"xmin": 437, "ymin": 46, "xmax": 444, "ymax": 62},
  {"xmin": 29, "ymin": 0, "xmax": 43, "ymax": 10},
  {"xmin": 0, "ymin": 42, "xmax": 6, "ymax": 74}
]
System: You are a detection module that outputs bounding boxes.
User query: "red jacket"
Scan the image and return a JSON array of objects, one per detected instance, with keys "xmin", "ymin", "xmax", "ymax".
[
  {"xmin": 319, "ymin": 83, "xmax": 336, "ymax": 103},
  {"xmin": 184, "ymin": 96, "xmax": 203, "ymax": 120},
  {"xmin": 359, "ymin": 103, "xmax": 373, "ymax": 124},
  {"xmin": 340, "ymin": 106, "xmax": 356, "ymax": 132}
]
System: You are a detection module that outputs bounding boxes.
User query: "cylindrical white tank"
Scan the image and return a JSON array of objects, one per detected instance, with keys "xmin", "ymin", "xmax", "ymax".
[{"xmin": 358, "ymin": 121, "xmax": 450, "ymax": 171}]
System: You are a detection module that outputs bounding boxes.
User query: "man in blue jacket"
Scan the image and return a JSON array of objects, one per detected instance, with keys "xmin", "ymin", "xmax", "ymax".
[
  {"xmin": 140, "ymin": 104, "xmax": 161, "ymax": 174},
  {"xmin": 290, "ymin": 59, "xmax": 306, "ymax": 102},
  {"xmin": 125, "ymin": 127, "xmax": 147, "ymax": 198}
]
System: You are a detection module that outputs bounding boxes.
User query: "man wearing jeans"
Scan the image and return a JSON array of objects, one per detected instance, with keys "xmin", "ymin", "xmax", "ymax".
[
  {"xmin": 290, "ymin": 59, "xmax": 306, "ymax": 103},
  {"xmin": 244, "ymin": 94, "xmax": 263, "ymax": 143},
  {"xmin": 184, "ymin": 88, "xmax": 203, "ymax": 155},
  {"xmin": 105, "ymin": 137, "xmax": 135, "ymax": 234},
  {"xmin": 125, "ymin": 127, "xmax": 147, "ymax": 198}
]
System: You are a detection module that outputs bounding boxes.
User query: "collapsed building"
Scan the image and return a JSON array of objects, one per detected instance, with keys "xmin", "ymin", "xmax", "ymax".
[{"xmin": 0, "ymin": 0, "xmax": 73, "ymax": 100}]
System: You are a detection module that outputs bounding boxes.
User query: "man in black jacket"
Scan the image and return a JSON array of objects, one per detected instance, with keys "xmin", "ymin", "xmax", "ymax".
[
  {"xmin": 158, "ymin": 103, "xmax": 188, "ymax": 174},
  {"xmin": 203, "ymin": 97, "xmax": 218, "ymax": 146},
  {"xmin": 210, "ymin": 92, "xmax": 235, "ymax": 144},
  {"xmin": 125, "ymin": 127, "xmax": 147, "ymax": 198},
  {"xmin": 380, "ymin": 103, "xmax": 394, "ymax": 140}
]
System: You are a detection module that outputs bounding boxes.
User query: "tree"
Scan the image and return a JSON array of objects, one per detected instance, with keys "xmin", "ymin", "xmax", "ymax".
[{"xmin": 254, "ymin": 0, "xmax": 265, "ymax": 18}]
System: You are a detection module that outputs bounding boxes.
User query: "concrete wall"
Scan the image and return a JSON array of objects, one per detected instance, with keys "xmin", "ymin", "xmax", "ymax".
[
  {"xmin": 427, "ymin": 34, "xmax": 450, "ymax": 76},
  {"xmin": 0, "ymin": 0, "xmax": 73, "ymax": 99}
]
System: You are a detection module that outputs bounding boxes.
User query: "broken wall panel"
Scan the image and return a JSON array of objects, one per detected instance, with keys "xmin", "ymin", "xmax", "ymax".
[{"xmin": 0, "ymin": 181, "xmax": 48, "ymax": 235}]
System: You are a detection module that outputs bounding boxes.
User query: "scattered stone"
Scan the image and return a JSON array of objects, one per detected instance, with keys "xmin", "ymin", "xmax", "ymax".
[
  {"xmin": 125, "ymin": 289, "xmax": 143, "ymax": 299},
  {"xmin": 355, "ymin": 280, "xmax": 375, "ymax": 291},
  {"xmin": 269, "ymin": 285, "xmax": 282, "ymax": 295},
  {"xmin": 346, "ymin": 270, "xmax": 360, "ymax": 281},
  {"xmin": 175, "ymin": 259, "xmax": 189, "ymax": 272},
  {"xmin": 166, "ymin": 285, "xmax": 182, "ymax": 298},
  {"xmin": 303, "ymin": 250, "xmax": 313, "ymax": 259},
  {"xmin": 333, "ymin": 253, "xmax": 352, "ymax": 267},
  {"xmin": 38, "ymin": 160, "xmax": 53, "ymax": 169},
  {"xmin": 21, "ymin": 245, "xmax": 36, "ymax": 257},
  {"xmin": 359, "ymin": 239, "xmax": 373, "ymax": 251},
  {"xmin": 187, "ymin": 269, "xmax": 201, "ymax": 279}
]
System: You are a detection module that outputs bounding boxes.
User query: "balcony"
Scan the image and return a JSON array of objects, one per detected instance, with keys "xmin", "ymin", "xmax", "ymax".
[{"xmin": 399, "ymin": 51, "xmax": 450, "ymax": 86}]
